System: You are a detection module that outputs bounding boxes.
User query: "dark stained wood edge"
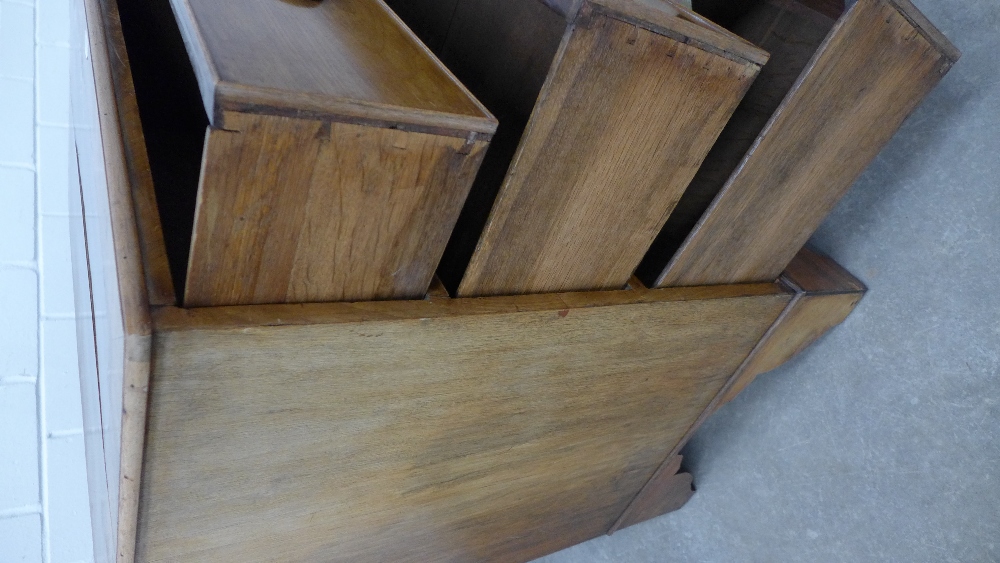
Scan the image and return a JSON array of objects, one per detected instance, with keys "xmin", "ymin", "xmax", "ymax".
[
  {"xmin": 610, "ymin": 249, "xmax": 865, "ymax": 533},
  {"xmin": 608, "ymin": 282, "xmax": 803, "ymax": 534},
  {"xmin": 587, "ymin": 0, "xmax": 769, "ymax": 65},
  {"xmin": 613, "ymin": 455, "xmax": 694, "ymax": 530},
  {"xmin": 165, "ymin": 0, "xmax": 219, "ymax": 125},
  {"xmin": 652, "ymin": 0, "xmax": 957, "ymax": 289},
  {"xmin": 215, "ymin": 103, "xmax": 494, "ymax": 142},
  {"xmin": 887, "ymin": 0, "xmax": 961, "ymax": 63},
  {"xmin": 213, "ymin": 82, "xmax": 498, "ymax": 137},
  {"xmin": 83, "ymin": 0, "xmax": 156, "ymax": 560},
  {"xmin": 99, "ymin": 0, "xmax": 176, "ymax": 306},
  {"xmin": 151, "ymin": 281, "xmax": 788, "ymax": 332}
]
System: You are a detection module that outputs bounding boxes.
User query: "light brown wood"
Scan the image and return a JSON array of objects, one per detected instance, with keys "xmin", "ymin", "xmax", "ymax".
[
  {"xmin": 613, "ymin": 455, "xmax": 694, "ymax": 530},
  {"xmin": 611, "ymin": 247, "xmax": 866, "ymax": 533},
  {"xmin": 651, "ymin": 0, "xmax": 959, "ymax": 287},
  {"xmin": 455, "ymin": 1, "xmax": 763, "ymax": 296},
  {"xmin": 72, "ymin": 0, "xmax": 155, "ymax": 561},
  {"xmin": 386, "ymin": 0, "xmax": 766, "ymax": 296},
  {"xmin": 168, "ymin": 0, "xmax": 493, "ymax": 133},
  {"xmin": 117, "ymin": 0, "xmax": 498, "ymax": 307},
  {"xmin": 184, "ymin": 113, "xmax": 489, "ymax": 306},
  {"xmin": 720, "ymin": 247, "xmax": 866, "ymax": 404},
  {"xmin": 637, "ymin": 0, "xmax": 841, "ymax": 282},
  {"xmin": 137, "ymin": 287, "xmax": 789, "ymax": 563}
]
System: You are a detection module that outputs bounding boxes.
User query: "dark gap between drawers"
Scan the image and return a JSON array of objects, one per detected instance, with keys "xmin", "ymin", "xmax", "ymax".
[
  {"xmin": 118, "ymin": 0, "xmax": 207, "ymax": 299},
  {"xmin": 635, "ymin": 0, "xmax": 845, "ymax": 287}
]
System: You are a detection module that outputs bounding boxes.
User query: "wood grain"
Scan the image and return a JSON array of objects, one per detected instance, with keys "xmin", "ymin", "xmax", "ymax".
[
  {"xmin": 137, "ymin": 288, "xmax": 788, "ymax": 563},
  {"xmin": 168, "ymin": 0, "xmax": 494, "ymax": 132},
  {"xmin": 637, "ymin": 0, "xmax": 840, "ymax": 284},
  {"xmin": 611, "ymin": 247, "xmax": 865, "ymax": 534},
  {"xmin": 97, "ymin": 0, "xmax": 176, "ymax": 305},
  {"xmin": 453, "ymin": 1, "xmax": 764, "ymax": 296},
  {"xmin": 719, "ymin": 247, "xmax": 866, "ymax": 404},
  {"xmin": 393, "ymin": 0, "xmax": 568, "ymax": 292},
  {"xmin": 183, "ymin": 113, "xmax": 489, "ymax": 307},
  {"xmin": 653, "ymin": 0, "xmax": 959, "ymax": 287}
]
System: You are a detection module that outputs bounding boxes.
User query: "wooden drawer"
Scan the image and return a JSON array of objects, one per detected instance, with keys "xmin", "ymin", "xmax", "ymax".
[
  {"xmin": 637, "ymin": 0, "xmax": 959, "ymax": 287},
  {"xmin": 390, "ymin": 0, "xmax": 770, "ymax": 297},
  {"xmin": 118, "ymin": 0, "xmax": 496, "ymax": 307}
]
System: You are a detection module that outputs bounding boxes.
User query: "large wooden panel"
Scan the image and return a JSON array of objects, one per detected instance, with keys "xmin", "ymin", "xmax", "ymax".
[
  {"xmin": 184, "ymin": 113, "xmax": 489, "ymax": 306},
  {"xmin": 652, "ymin": 0, "xmax": 959, "ymax": 287},
  {"xmin": 137, "ymin": 287, "xmax": 790, "ymax": 563},
  {"xmin": 456, "ymin": 2, "xmax": 763, "ymax": 296}
]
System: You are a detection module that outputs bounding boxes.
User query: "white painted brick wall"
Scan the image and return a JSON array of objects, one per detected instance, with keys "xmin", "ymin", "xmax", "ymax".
[{"xmin": 1, "ymin": 0, "xmax": 95, "ymax": 561}]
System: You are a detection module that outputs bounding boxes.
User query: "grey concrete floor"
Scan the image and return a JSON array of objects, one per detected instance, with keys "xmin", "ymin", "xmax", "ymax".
[{"xmin": 535, "ymin": 0, "xmax": 1000, "ymax": 561}]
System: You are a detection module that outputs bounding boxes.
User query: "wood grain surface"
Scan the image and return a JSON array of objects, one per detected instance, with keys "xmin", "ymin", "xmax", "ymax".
[
  {"xmin": 637, "ymin": 0, "xmax": 840, "ymax": 284},
  {"xmin": 184, "ymin": 113, "xmax": 489, "ymax": 307},
  {"xmin": 137, "ymin": 288, "xmax": 789, "ymax": 563},
  {"xmin": 453, "ymin": 1, "xmax": 764, "ymax": 296},
  {"xmin": 167, "ymin": 0, "xmax": 494, "ymax": 132},
  {"xmin": 652, "ymin": 0, "xmax": 959, "ymax": 287}
]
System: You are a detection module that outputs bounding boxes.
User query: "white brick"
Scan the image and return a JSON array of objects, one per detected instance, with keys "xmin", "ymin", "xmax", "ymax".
[
  {"xmin": 36, "ymin": 0, "xmax": 70, "ymax": 46},
  {"xmin": 0, "ymin": 383, "xmax": 39, "ymax": 511},
  {"xmin": 0, "ymin": 514, "xmax": 42, "ymax": 563},
  {"xmin": 38, "ymin": 125, "xmax": 70, "ymax": 215},
  {"xmin": 0, "ymin": 268, "xmax": 38, "ymax": 379},
  {"xmin": 0, "ymin": 166, "xmax": 36, "ymax": 262},
  {"xmin": 47, "ymin": 433, "xmax": 93, "ymax": 563},
  {"xmin": 42, "ymin": 318, "xmax": 82, "ymax": 433},
  {"xmin": 40, "ymin": 215, "xmax": 76, "ymax": 316},
  {"xmin": 36, "ymin": 44, "xmax": 70, "ymax": 126},
  {"xmin": 0, "ymin": 77, "xmax": 34, "ymax": 164},
  {"xmin": 0, "ymin": 1, "xmax": 35, "ymax": 80}
]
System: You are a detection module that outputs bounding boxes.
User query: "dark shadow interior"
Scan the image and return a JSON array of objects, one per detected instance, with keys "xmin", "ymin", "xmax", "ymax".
[
  {"xmin": 385, "ymin": 0, "xmax": 566, "ymax": 293},
  {"xmin": 117, "ymin": 0, "xmax": 207, "ymax": 299}
]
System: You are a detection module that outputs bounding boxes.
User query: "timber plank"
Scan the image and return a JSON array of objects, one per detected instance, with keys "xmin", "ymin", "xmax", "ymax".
[
  {"xmin": 651, "ymin": 0, "xmax": 958, "ymax": 287},
  {"xmin": 137, "ymin": 289, "xmax": 789, "ymax": 563}
]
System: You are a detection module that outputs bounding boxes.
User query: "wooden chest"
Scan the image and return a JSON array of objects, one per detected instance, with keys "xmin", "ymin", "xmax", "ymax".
[{"xmin": 68, "ymin": 0, "xmax": 954, "ymax": 561}]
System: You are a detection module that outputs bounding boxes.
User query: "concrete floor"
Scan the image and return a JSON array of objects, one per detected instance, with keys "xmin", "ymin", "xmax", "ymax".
[{"xmin": 535, "ymin": 0, "xmax": 1000, "ymax": 561}]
